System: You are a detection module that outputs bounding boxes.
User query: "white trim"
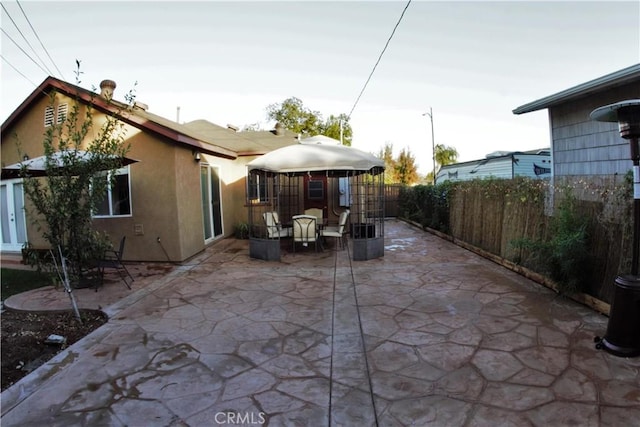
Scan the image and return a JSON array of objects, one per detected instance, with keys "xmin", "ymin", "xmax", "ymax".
[
  {"xmin": 200, "ymin": 163, "xmax": 224, "ymax": 242},
  {"xmin": 1, "ymin": 179, "xmax": 28, "ymax": 251},
  {"xmin": 92, "ymin": 166, "xmax": 133, "ymax": 218}
]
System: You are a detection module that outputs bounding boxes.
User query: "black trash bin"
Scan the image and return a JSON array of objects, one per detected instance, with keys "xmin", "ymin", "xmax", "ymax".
[{"xmin": 596, "ymin": 275, "xmax": 640, "ymax": 357}]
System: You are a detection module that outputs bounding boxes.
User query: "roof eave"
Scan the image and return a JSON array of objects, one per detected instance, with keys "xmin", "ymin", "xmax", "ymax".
[
  {"xmin": 1, "ymin": 77, "xmax": 237, "ymax": 160},
  {"xmin": 512, "ymin": 63, "xmax": 640, "ymax": 115}
]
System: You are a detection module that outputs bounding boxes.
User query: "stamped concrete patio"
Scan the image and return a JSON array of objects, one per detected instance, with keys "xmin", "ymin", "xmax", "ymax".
[{"xmin": 2, "ymin": 219, "xmax": 639, "ymax": 426}]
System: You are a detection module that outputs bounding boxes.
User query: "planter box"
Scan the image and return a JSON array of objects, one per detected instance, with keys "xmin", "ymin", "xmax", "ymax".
[
  {"xmin": 249, "ymin": 238, "xmax": 281, "ymax": 261},
  {"xmin": 352, "ymin": 236, "xmax": 384, "ymax": 261},
  {"xmin": 351, "ymin": 223, "xmax": 375, "ymax": 239}
]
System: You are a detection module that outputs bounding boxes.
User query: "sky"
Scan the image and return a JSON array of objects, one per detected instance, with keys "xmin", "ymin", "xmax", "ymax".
[{"xmin": 1, "ymin": 0, "xmax": 639, "ymax": 175}]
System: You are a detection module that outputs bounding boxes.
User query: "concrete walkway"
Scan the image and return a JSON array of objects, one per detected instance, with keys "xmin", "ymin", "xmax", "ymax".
[{"xmin": 2, "ymin": 219, "xmax": 639, "ymax": 426}]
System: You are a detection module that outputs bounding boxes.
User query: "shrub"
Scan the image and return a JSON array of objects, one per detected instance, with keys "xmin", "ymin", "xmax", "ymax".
[
  {"xmin": 512, "ymin": 189, "xmax": 590, "ymax": 295},
  {"xmin": 398, "ymin": 181, "xmax": 453, "ymax": 233}
]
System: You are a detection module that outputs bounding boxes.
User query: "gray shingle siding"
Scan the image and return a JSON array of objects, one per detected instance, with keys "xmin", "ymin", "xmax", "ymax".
[{"xmin": 550, "ymin": 82, "xmax": 639, "ymax": 178}]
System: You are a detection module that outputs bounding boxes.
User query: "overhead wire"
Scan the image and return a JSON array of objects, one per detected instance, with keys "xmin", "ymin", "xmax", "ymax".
[
  {"xmin": 1, "ymin": 27, "xmax": 51, "ymax": 75},
  {"xmin": 1, "ymin": 2, "xmax": 54, "ymax": 76},
  {"xmin": 1, "ymin": 54, "xmax": 39, "ymax": 87},
  {"xmin": 347, "ymin": 0, "xmax": 412, "ymax": 120},
  {"xmin": 15, "ymin": 0, "xmax": 66, "ymax": 80}
]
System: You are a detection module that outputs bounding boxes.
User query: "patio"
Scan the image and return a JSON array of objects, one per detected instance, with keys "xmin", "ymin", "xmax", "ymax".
[{"xmin": 2, "ymin": 219, "xmax": 639, "ymax": 426}]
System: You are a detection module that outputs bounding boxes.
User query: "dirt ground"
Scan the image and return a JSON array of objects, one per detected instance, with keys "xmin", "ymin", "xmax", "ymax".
[{"xmin": 1, "ymin": 309, "xmax": 107, "ymax": 391}]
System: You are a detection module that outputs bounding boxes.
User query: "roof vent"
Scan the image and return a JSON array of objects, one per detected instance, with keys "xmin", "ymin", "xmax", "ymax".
[
  {"xmin": 486, "ymin": 151, "xmax": 511, "ymax": 158},
  {"xmin": 275, "ymin": 122, "xmax": 285, "ymax": 136},
  {"xmin": 227, "ymin": 124, "xmax": 239, "ymax": 132},
  {"xmin": 99, "ymin": 79, "xmax": 116, "ymax": 99}
]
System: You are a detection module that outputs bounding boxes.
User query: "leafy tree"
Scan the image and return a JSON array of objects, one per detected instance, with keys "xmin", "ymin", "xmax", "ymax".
[
  {"xmin": 434, "ymin": 144, "xmax": 459, "ymax": 179},
  {"xmin": 265, "ymin": 97, "xmax": 352, "ymax": 145},
  {"xmin": 319, "ymin": 113, "xmax": 353, "ymax": 146},
  {"xmin": 435, "ymin": 144, "xmax": 458, "ymax": 168},
  {"xmin": 266, "ymin": 97, "xmax": 322, "ymax": 137},
  {"xmin": 18, "ymin": 65, "xmax": 135, "ymax": 284},
  {"xmin": 423, "ymin": 171, "xmax": 434, "ymax": 184},
  {"xmin": 378, "ymin": 142, "xmax": 397, "ymax": 184},
  {"xmin": 395, "ymin": 147, "xmax": 419, "ymax": 185}
]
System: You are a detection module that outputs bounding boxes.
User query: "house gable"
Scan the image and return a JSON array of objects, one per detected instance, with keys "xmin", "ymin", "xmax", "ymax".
[
  {"xmin": 512, "ymin": 64, "xmax": 640, "ymax": 182},
  {"xmin": 1, "ymin": 77, "xmax": 239, "ymax": 160}
]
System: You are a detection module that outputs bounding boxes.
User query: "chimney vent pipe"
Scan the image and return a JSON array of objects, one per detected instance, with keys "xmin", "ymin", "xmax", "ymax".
[{"xmin": 99, "ymin": 79, "xmax": 116, "ymax": 99}]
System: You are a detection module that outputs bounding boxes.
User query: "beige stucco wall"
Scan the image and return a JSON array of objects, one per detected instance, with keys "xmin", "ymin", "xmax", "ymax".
[
  {"xmin": 1, "ymin": 94, "xmax": 69, "ymax": 250},
  {"xmin": 92, "ymin": 126, "xmax": 186, "ymax": 262},
  {"xmin": 2, "ymin": 91, "xmax": 252, "ymax": 262}
]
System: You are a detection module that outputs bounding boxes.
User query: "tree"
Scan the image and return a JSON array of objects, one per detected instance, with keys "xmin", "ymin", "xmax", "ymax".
[
  {"xmin": 378, "ymin": 142, "xmax": 397, "ymax": 184},
  {"xmin": 19, "ymin": 65, "xmax": 135, "ymax": 284},
  {"xmin": 266, "ymin": 97, "xmax": 322, "ymax": 137},
  {"xmin": 265, "ymin": 97, "xmax": 352, "ymax": 145},
  {"xmin": 434, "ymin": 144, "xmax": 459, "ymax": 177},
  {"xmin": 395, "ymin": 147, "xmax": 419, "ymax": 185},
  {"xmin": 319, "ymin": 113, "xmax": 353, "ymax": 146}
]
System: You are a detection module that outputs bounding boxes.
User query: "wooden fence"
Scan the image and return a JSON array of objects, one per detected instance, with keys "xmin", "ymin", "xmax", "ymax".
[
  {"xmin": 448, "ymin": 189, "xmax": 628, "ymax": 304},
  {"xmin": 384, "ymin": 184, "xmax": 403, "ymax": 217}
]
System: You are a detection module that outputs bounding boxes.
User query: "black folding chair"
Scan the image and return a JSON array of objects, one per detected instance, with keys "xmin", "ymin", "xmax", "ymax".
[{"xmin": 98, "ymin": 236, "xmax": 133, "ymax": 290}]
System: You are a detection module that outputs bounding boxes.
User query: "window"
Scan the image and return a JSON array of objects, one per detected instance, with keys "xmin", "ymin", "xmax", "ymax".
[
  {"xmin": 248, "ymin": 173, "xmax": 268, "ymax": 203},
  {"xmin": 44, "ymin": 106, "xmax": 54, "ymax": 127},
  {"xmin": 308, "ymin": 180, "xmax": 324, "ymax": 199},
  {"xmin": 57, "ymin": 103, "xmax": 68, "ymax": 124},
  {"xmin": 94, "ymin": 167, "xmax": 132, "ymax": 217}
]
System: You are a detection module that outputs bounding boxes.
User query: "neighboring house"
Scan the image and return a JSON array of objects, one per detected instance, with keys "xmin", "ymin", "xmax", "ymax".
[
  {"xmin": 513, "ymin": 63, "xmax": 640, "ymax": 193},
  {"xmin": 1, "ymin": 77, "xmax": 298, "ymax": 261},
  {"xmin": 436, "ymin": 149, "xmax": 551, "ymax": 182}
]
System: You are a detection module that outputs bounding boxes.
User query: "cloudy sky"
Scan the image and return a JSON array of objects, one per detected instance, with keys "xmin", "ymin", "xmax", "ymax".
[{"xmin": 2, "ymin": 0, "xmax": 639, "ymax": 174}]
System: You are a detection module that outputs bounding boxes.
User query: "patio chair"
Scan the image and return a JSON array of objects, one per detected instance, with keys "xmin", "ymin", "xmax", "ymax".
[
  {"xmin": 304, "ymin": 208, "xmax": 324, "ymax": 224},
  {"xmin": 292, "ymin": 214, "xmax": 318, "ymax": 252},
  {"xmin": 321, "ymin": 209, "xmax": 350, "ymax": 250},
  {"xmin": 97, "ymin": 236, "xmax": 133, "ymax": 290},
  {"xmin": 263, "ymin": 211, "xmax": 292, "ymax": 238}
]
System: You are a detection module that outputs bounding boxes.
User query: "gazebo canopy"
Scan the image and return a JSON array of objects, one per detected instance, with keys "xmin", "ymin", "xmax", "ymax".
[
  {"xmin": 1, "ymin": 150, "xmax": 138, "ymax": 180},
  {"xmin": 247, "ymin": 143, "xmax": 384, "ymax": 176}
]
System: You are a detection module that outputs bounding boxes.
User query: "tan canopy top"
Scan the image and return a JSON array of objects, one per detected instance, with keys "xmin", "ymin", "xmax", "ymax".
[{"xmin": 247, "ymin": 143, "xmax": 385, "ymax": 177}]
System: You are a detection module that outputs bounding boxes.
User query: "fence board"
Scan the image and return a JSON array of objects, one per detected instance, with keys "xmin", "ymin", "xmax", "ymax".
[
  {"xmin": 384, "ymin": 184, "xmax": 402, "ymax": 217},
  {"xmin": 445, "ymin": 184, "xmax": 628, "ymax": 304}
]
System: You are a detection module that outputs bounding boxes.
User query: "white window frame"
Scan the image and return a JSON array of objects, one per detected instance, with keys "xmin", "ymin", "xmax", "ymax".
[
  {"xmin": 93, "ymin": 166, "xmax": 133, "ymax": 218},
  {"xmin": 248, "ymin": 173, "xmax": 268, "ymax": 203}
]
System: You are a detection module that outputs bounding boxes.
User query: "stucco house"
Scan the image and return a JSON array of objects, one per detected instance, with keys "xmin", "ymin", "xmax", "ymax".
[
  {"xmin": 512, "ymin": 63, "xmax": 640, "ymax": 193},
  {"xmin": 1, "ymin": 77, "xmax": 298, "ymax": 262},
  {"xmin": 436, "ymin": 149, "xmax": 551, "ymax": 183}
]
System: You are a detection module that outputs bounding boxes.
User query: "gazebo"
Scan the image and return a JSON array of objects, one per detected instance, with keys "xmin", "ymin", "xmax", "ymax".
[{"xmin": 246, "ymin": 140, "xmax": 385, "ymax": 261}]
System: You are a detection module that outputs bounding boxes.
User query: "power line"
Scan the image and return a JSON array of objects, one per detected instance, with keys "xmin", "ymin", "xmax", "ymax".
[
  {"xmin": 1, "ymin": 54, "xmax": 39, "ymax": 87},
  {"xmin": 1, "ymin": 27, "xmax": 51, "ymax": 75},
  {"xmin": 15, "ymin": 0, "xmax": 65, "ymax": 80},
  {"xmin": 347, "ymin": 0, "xmax": 412, "ymax": 119},
  {"xmin": 1, "ymin": 2, "xmax": 54, "ymax": 76}
]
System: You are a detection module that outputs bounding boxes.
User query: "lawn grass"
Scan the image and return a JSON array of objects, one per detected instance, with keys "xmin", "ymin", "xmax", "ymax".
[{"xmin": 1, "ymin": 268, "xmax": 54, "ymax": 301}]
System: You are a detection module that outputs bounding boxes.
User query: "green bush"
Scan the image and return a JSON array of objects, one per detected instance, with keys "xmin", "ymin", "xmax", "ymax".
[
  {"xmin": 234, "ymin": 222, "xmax": 249, "ymax": 239},
  {"xmin": 512, "ymin": 190, "xmax": 590, "ymax": 295},
  {"xmin": 398, "ymin": 181, "xmax": 453, "ymax": 233}
]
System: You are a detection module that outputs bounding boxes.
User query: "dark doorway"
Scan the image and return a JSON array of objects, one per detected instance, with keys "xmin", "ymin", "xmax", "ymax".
[{"xmin": 303, "ymin": 174, "xmax": 327, "ymax": 217}]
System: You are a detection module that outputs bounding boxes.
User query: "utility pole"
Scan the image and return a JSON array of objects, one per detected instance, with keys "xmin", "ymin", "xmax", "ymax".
[{"xmin": 423, "ymin": 108, "xmax": 436, "ymax": 184}]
